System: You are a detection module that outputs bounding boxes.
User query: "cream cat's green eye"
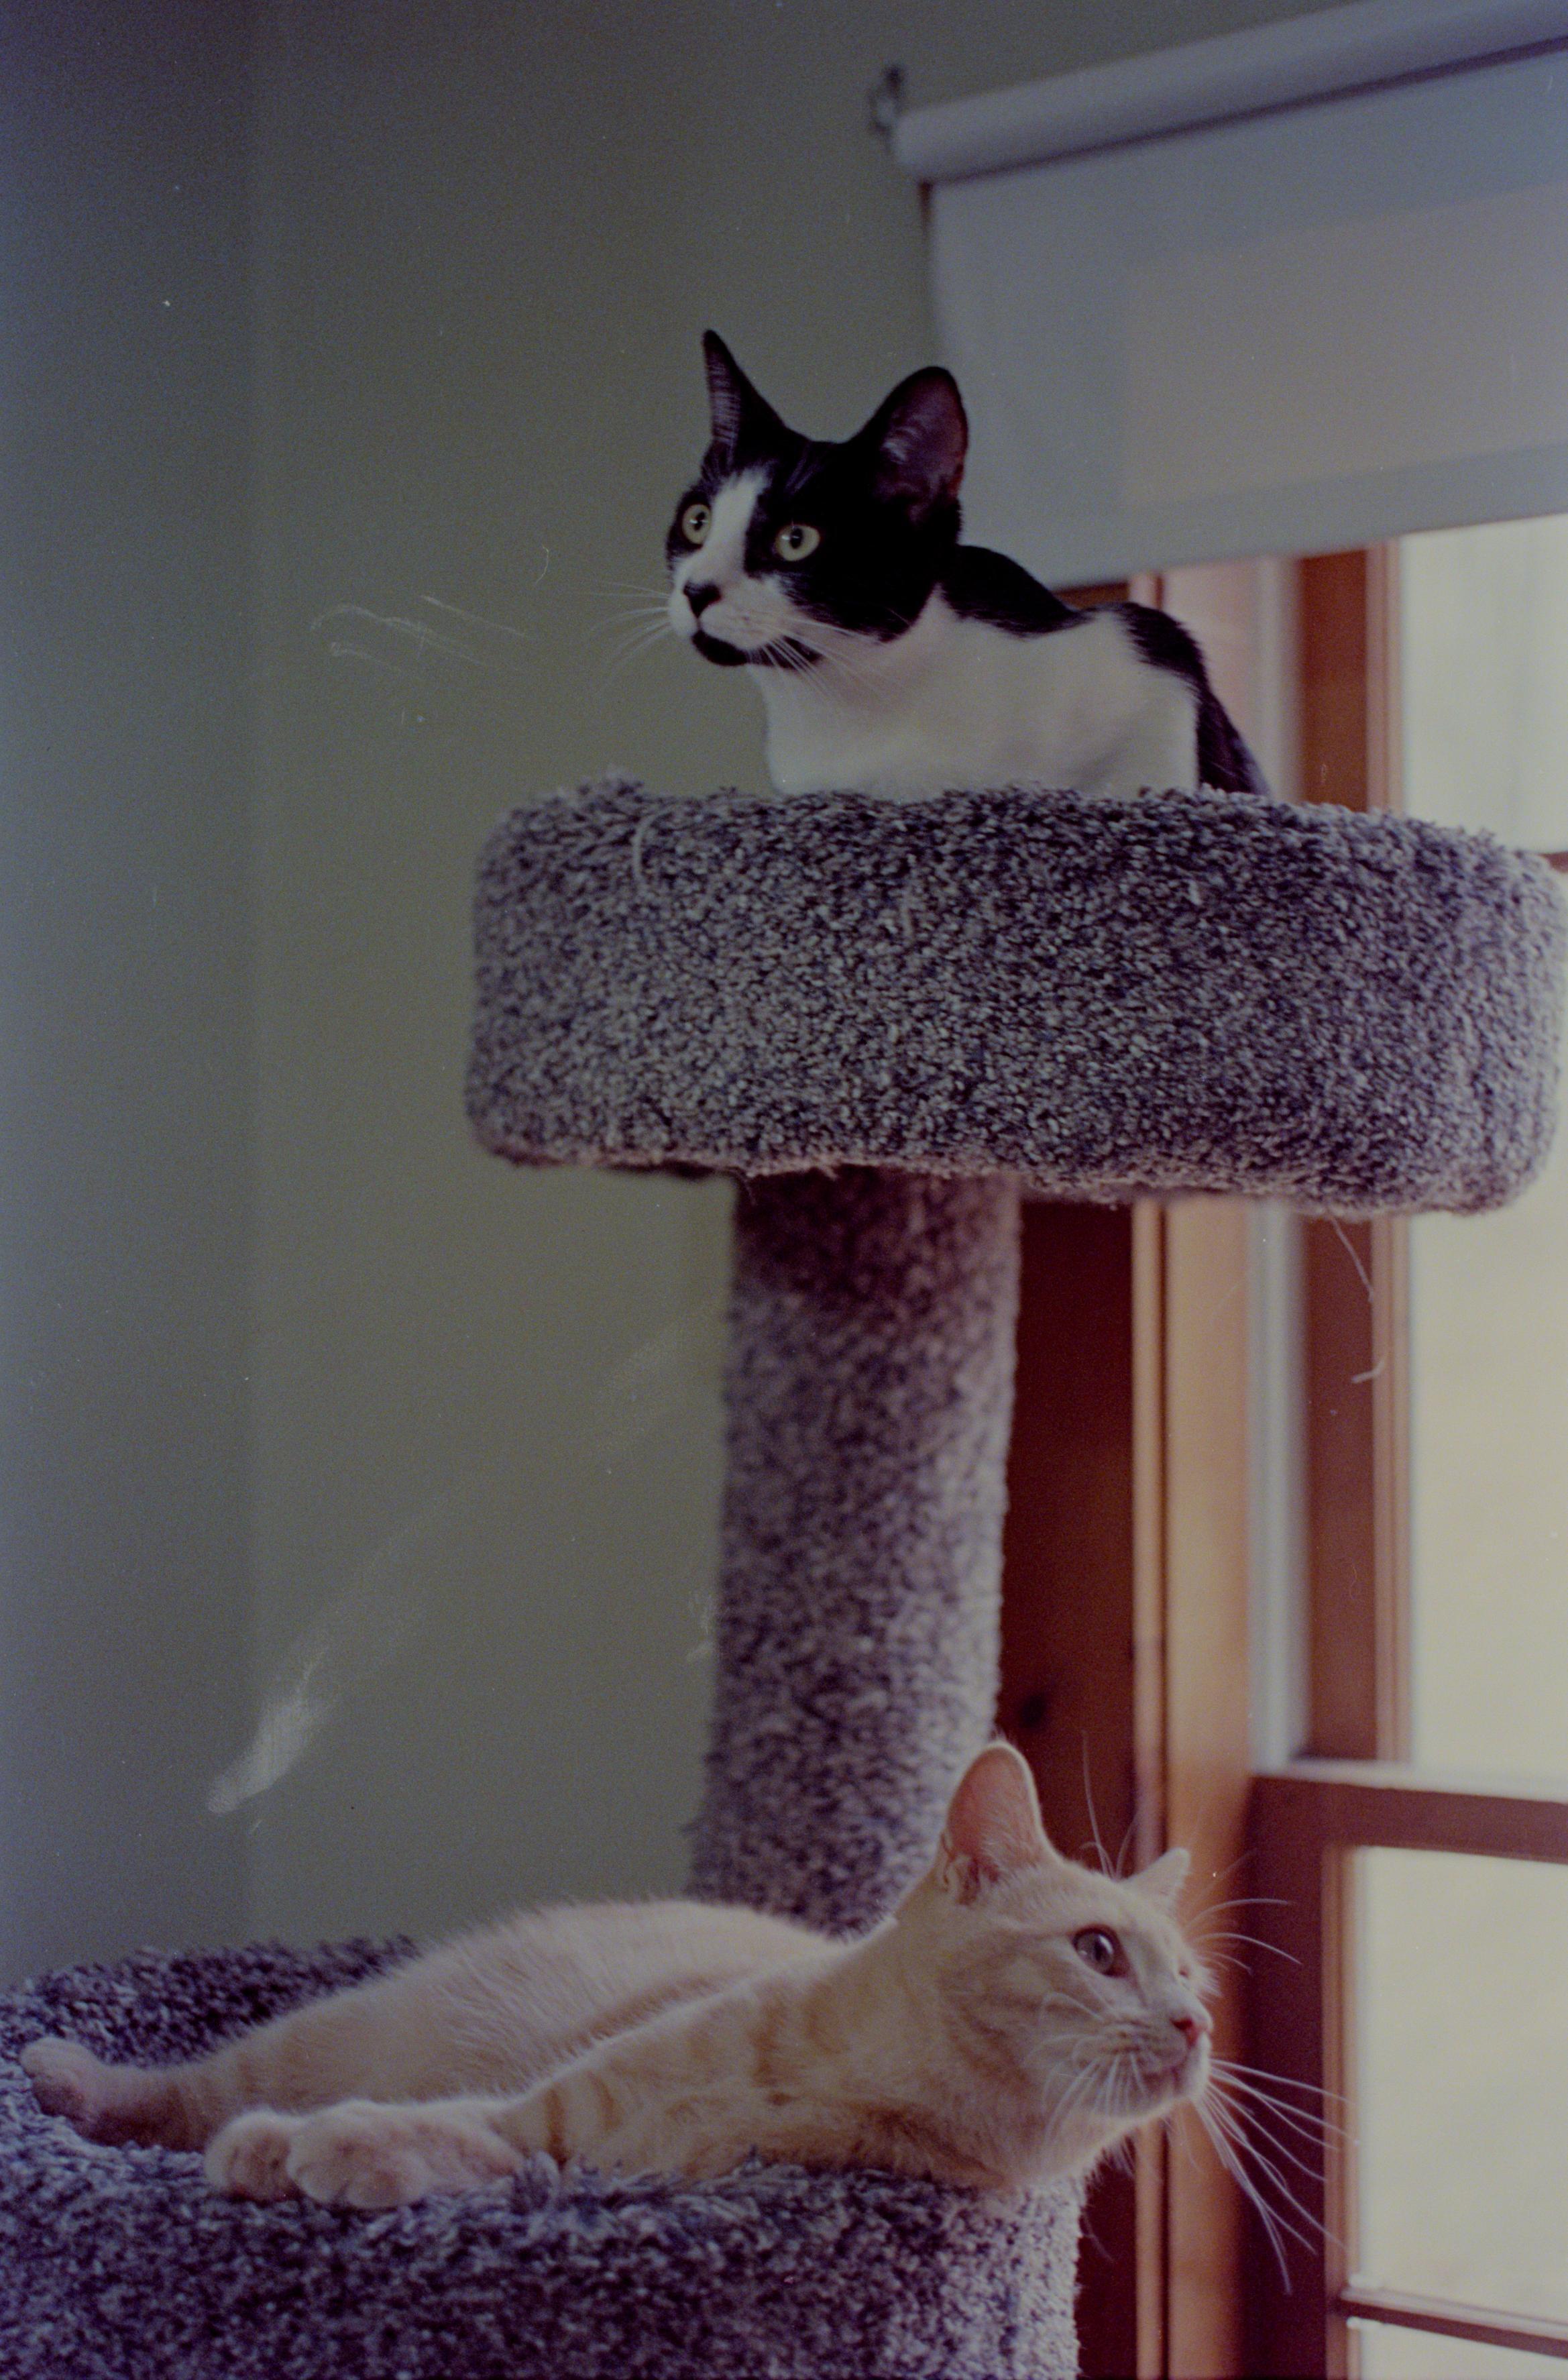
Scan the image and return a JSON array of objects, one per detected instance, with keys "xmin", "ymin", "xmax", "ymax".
[
  {"xmin": 681, "ymin": 502, "xmax": 712, "ymax": 546},
  {"xmin": 773, "ymin": 523, "xmax": 820, "ymax": 562},
  {"xmin": 1073, "ymin": 1927, "xmax": 1125, "ymax": 1978}
]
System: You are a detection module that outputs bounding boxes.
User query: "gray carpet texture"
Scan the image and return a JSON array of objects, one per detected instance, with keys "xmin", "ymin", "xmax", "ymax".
[
  {"xmin": 468, "ymin": 777, "xmax": 1565, "ymax": 1213},
  {"xmin": 691, "ymin": 1167, "xmax": 1021, "ymax": 1936},
  {"xmin": 0, "ymin": 1939, "xmax": 1082, "ymax": 2379}
]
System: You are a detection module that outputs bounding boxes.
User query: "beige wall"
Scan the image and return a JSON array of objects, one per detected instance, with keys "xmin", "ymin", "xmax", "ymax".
[
  {"xmin": 3, "ymin": 0, "xmax": 1346, "ymax": 1978},
  {"xmin": 0, "ymin": 3, "xmax": 254, "ymax": 1982},
  {"xmin": 241, "ymin": 0, "xmax": 1347, "ymax": 1947}
]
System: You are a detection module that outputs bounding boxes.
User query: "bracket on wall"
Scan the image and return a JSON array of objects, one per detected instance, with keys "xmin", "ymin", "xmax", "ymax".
[{"xmin": 866, "ymin": 63, "xmax": 907, "ymax": 142}]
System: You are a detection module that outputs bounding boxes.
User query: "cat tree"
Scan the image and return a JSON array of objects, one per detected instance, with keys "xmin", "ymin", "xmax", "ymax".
[{"xmin": 1, "ymin": 777, "xmax": 1561, "ymax": 2379}]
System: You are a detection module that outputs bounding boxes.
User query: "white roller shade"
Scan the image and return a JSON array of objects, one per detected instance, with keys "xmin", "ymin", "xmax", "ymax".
[{"xmin": 905, "ymin": 2, "xmax": 1568, "ymax": 580}]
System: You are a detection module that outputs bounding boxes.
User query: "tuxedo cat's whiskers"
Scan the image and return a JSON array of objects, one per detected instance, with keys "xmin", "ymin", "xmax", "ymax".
[
  {"xmin": 590, "ymin": 611, "xmax": 675, "ymax": 666},
  {"xmin": 596, "ymin": 615, "xmax": 675, "ymax": 657},
  {"xmin": 596, "ymin": 642, "xmax": 673, "ymax": 700},
  {"xmin": 594, "ymin": 618, "xmax": 676, "ymax": 696},
  {"xmin": 597, "ymin": 601, "xmax": 673, "ymax": 627},
  {"xmin": 757, "ymin": 635, "xmax": 822, "ymax": 681},
  {"xmin": 590, "ymin": 586, "xmax": 679, "ymax": 633},
  {"xmin": 799, "ymin": 639, "xmax": 897, "ymax": 700},
  {"xmin": 591, "ymin": 598, "xmax": 677, "ymax": 642}
]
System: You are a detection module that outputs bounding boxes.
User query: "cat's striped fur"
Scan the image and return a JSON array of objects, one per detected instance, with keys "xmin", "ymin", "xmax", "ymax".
[{"xmin": 24, "ymin": 1745, "xmax": 1213, "ymax": 2209}]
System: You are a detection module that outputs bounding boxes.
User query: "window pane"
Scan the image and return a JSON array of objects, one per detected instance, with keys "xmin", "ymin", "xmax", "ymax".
[
  {"xmin": 1355, "ymin": 1847, "xmax": 1568, "ymax": 2324},
  {"xmin": 1401, "ymin": 516, "xmax": 1568, "ymax": 1777},
  {"xmin": 1355, "ymin": 2322, "xmax": 1568, "ymax": 2379}
]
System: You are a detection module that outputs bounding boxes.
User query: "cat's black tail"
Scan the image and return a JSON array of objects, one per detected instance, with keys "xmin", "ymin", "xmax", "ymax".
[
  {"xmin": 1117, "ymin": 598, "xmax": 1270, "ymax": 795},
  {"xmin": 1196, "ymin": 689, "xmax": 1270, "ymax": 795}
]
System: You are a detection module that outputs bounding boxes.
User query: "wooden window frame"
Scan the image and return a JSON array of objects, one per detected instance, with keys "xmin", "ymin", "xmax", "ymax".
[
  {"xmin": 1298, "ymin": 549, "xmax": 1410, "ymax": 1768},
  {"xmin": 1248, "ymin": 1764, "xmax": 1568, "ymax": 2376},
  {"xmin": 1001, "ymin": 1193, "xmax": 1251, "ymax": 2380},
  {"xmin": 999, "ymin": 576, "xmax": 1253, "ymax": 2379},
  {"xmin": 1250, "ymin": 547, "xmax": 1568, "ymax": 2375},
  {"xmin": 1001, "ymin": 548, "xmax": 1568, "ymax": 2377}
]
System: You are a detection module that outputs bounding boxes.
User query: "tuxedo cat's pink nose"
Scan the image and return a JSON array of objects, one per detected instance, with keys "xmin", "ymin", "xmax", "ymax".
[{"xmin": 686, "ymin": 580, "xmax": 721, "ymax": 617}]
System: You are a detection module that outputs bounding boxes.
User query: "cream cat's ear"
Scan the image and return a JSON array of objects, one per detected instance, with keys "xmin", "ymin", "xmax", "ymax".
[
  {"xmin": 1136, "ymin": 1847, "xmax": 1191, "ymax": 1909},
  {"xmin": 938, "ymin": 1741, "xmax": 1054, "ymax": 1902}
]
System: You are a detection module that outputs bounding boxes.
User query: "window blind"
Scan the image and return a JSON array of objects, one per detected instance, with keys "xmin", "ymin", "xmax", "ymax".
[{"xmin": 901, "ymin": 0, "xmax": 1568, "ymax": 579}]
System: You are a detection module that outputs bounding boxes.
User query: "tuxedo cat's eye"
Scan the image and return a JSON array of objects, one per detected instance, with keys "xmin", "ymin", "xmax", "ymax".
[
  {"xmin": 680, "ymin": 502, "xmax": 712, "ymax": 546},
  {"xmin": 1073, "ymin": 1928, "xmax": 1127, "ymax": 1978},
  {"xmin": 773, "ymin": 523, "xmax": 820, "ymax": 562}
]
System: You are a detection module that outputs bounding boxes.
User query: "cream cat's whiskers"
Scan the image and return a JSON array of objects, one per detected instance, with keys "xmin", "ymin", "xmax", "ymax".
[
  {"xmin": 1185, "ymin": 2056, "xmax": 1342, "ymax": 2281},
  {"xmin": 1192, "ymin": 2088, "xmax": 1324, "ymax": 2278},
  {"xmin": 1212, "ymin": 2058, "xmax": 1341, "ymax": 2106},
  {"xmin": 1207, "ymin": 2074, "xmax": 1327, "ymax": 2177},
  {"xmin": 1206, "ymin": 2060, "xmax": 1346, "ymax": 2150}
]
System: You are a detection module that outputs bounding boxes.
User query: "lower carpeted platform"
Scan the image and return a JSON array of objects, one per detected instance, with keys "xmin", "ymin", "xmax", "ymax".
[{"xmin": 0, "ymin": 1937, "xmax": 1082, "ymax": 2380}]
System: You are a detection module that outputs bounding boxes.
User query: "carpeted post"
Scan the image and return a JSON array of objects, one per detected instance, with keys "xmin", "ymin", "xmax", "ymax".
[{"xmin": 689, "ymin": 1168, "xmax": 1021, "ymax": 1935}]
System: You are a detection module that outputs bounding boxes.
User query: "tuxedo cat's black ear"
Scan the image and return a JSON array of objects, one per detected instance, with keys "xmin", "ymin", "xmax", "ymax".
[
  {"xmin": 702, "ymin": 331, "xmax": 785, "ymax": 460},
  {"xmin": 864, "ymin": 367, "xmax": 967, "ymax": 521}
]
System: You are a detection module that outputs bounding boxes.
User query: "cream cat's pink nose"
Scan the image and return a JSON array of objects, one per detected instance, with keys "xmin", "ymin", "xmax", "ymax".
[{"xmin": 1172, "ymin": 2012, "xmax": 1209, "ymax": 2047}]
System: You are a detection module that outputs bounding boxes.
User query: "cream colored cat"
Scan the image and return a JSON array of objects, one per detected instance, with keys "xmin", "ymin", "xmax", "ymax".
[{"xmin": 23, "ymin": 1744, "xmax": 1213, "ymax": 2210}]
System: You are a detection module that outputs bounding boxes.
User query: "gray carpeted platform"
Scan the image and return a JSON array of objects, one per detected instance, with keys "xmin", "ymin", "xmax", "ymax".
[
  {"xmin": 469, "ymin": 777, "xmax": 1564, "ymax": 1214},
  {"xmin": 0, "ymin": 1939, "xmax": 1080, "ymax": 2379}
]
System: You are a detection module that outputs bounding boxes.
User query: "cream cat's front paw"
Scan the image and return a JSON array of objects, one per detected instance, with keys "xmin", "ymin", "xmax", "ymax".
[
  {"xmin": 209, "ymin": 2100, "xmax": 520, "ymax": 2207},
  {"xmin": 207, "ymin": 2107, "xmax": 302, "ymax": 2200},
  {"xmin": 279, "ymin": 2100, "xmax": 522, "ymax": 2208}
]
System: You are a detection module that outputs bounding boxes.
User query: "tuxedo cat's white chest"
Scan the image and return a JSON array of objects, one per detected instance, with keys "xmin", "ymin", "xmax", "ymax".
[{"xmin": 752, "ymin": 599, "xmax": 1202, "ymax": 801}]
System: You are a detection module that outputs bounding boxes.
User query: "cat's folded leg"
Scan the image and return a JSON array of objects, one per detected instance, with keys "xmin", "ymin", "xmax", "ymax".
[{"xmin": 210, "ymin": 2096, "xmax": 524, "ymax": 2208}]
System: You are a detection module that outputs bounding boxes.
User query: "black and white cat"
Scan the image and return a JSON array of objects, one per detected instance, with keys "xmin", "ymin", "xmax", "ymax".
[{"xmin": 666, "ymin": 333, "xmax": 1264, "ymax": 801}]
